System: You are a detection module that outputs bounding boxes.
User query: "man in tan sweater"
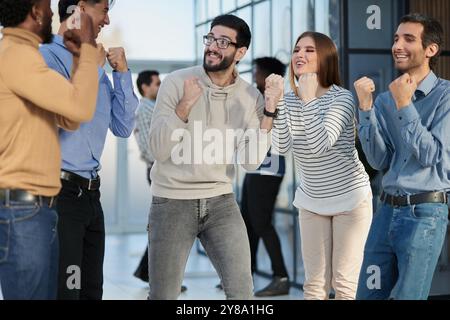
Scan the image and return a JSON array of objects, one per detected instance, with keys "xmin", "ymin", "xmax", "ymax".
[{"xmin": 0, "ymin": 0, "xmax": 99, "ymax": 300}]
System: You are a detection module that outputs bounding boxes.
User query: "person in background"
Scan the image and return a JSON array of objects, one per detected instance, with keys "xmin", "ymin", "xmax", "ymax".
[
  {"xmin": 132, "ymin": 70, "xmax": 188, "ymax": 293},
  {"xmin": 241, "ymin": 57, "xmax": 290, "ymax": 297}
]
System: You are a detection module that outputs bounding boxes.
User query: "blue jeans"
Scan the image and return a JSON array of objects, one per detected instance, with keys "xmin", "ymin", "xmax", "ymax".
[
  {"xmin": 0, "ymin": 202, "xmax": 58, "ymax": 300},
  {"xmin": 357, "ymin": 202, "xmax": 449, "ymax": 300}
]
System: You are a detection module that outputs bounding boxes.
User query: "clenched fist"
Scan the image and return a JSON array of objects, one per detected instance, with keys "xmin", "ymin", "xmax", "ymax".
[
  {"xmin": 63, "ymin": 11, "xmax": 96, "ymax": 57},
  {"xmin": 298, "ymin": 73, "xmax": 318, "ymax": 103},
  {"xmin": 107, "ymin": 47, "xmax": 128, "ymax": 72},
  {"xmin": 175, "ymin": 78, "xmax": 203, "ymax": 123},
  {"xmin": 265, "ymin": 74, "xmax": 284, "ymax": 112},
  {"xmin": 389, "ymin": 73, "xmax": 417, "ymax": 110},
  {"xmin": 354, "ymin": 77, "xmax": 376, "ymax": 111}
]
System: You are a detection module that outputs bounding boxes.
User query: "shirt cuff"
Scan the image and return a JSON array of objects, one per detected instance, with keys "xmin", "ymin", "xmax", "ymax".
[
  {"xmin": 358, "ymin": 109, "xmax": 377, "ymax": 126},
  {"xmin": 112, "ymin": 70, "xmax": 133, "ymax": 90},
  {"xmin": 396, "ymin": 103, "xmax": 419, "ymax": 126}
]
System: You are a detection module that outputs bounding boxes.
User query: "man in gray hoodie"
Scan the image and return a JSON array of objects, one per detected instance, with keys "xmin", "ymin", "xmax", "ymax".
[{"xmin": 147, "ymin": 14, "xmax": 284, "ymax": 300}]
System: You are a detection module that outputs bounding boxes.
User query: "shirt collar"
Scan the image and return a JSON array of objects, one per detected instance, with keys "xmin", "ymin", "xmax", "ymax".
[
  {"xmin": 1, "ymin": 27, "xmax": 42, "ymax": 49},
  {"xmin": 141, "ymin": 98, "xmax": 156, "ymax": 108},
  {"xmin": 52, "ymin": 34, "xmax": 66, "ymax": 48},
  {"xmin": 415, "ymin": 71, "xmax": 438, "ymax": 99}
]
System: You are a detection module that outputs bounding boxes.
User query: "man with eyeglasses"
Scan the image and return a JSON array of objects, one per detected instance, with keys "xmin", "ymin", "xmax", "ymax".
[
  {"xmin": 39, "ymin": 0, "xmax": 138, "ymax": 300},
  {"xmin": 147, "ymin": 14, "xmax": 284, "ymax": 300}
]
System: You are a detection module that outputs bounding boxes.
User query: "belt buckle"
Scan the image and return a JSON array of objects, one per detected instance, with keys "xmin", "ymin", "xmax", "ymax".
[
  {"xmin": 405, "ymin": 195, "xmax": 411, "ymax": 206},
  {"xmin": 88, "ymin": 179, "xmax": 93, "ymax": 191}
]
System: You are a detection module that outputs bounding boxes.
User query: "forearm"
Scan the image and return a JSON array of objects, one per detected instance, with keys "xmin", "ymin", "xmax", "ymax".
[
  {"xmin": 272, "ymin": 101, "xmax": 292, "ymax": 155},
  {"xmin": 358, "ymin": 109, "xmax": 392, "ymax": 170},
  {"xmin": 397, "ymin": 103, "xmax": 445, "ymax": 167}
]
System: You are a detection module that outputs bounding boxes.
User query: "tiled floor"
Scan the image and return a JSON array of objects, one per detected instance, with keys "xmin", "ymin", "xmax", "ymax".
[{"xmin": 103, "ymin": 234, "xmax": 304, "ymax": 300}]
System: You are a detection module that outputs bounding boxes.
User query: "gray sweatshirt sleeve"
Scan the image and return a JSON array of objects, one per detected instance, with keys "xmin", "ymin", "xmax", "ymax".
[
  {"xmin": 237, "ymin": 92, "xmax": 272, "ymax": 171},
  {"xmin": 149, "ymin": 75, "xmax": 189, "ymax": 162}
]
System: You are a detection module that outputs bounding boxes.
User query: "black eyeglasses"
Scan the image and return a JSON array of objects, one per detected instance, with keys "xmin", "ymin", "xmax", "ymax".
[{"xmin": 203, "ymin": 35, "xmax": 237, "ymax": 49}]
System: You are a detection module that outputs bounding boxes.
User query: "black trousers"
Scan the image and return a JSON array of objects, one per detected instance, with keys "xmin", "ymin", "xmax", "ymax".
[
  {"xmin": 56, "ymin": 179, "xmax": 105, "ymax": 300},
  {"xmin": 241, "ymin": 174, "xmax": 288, "ymax": 278}
]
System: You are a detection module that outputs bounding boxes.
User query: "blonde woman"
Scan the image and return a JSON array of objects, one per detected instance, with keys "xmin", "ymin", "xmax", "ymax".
[{"xmin": 272, "ymin": 32, "xmax": 373, "ymax": 300}]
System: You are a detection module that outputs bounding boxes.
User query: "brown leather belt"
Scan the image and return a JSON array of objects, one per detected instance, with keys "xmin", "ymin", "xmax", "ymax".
[
  {"xmin": 0, "ymin": 189, "xmax": 56, "ymax": 208},
  {"xmin": 380, "ymin": 191, "xmax": 447, "ymax": 207}
]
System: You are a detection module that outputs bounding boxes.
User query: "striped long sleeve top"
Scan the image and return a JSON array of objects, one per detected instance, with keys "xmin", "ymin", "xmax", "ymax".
[{"xmin": 272, "ymin": 85, "xmax": 371, "ymax": 215}]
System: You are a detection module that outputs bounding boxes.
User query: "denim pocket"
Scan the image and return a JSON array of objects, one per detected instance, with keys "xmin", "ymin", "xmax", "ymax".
[
  {"xmin": 152, "ymin": 196, "xmax": 170, "ymax": 205},
  {"xmin": 411, "ymin": 203, "xmax": 447, "ymax": 220},
  {"xmin": 0, "ymin": 216, "xmax": 11, "ymax": 263},
  {"xmin": 11, "ymin": 204, "xmax": 40, "ymax": 222}
]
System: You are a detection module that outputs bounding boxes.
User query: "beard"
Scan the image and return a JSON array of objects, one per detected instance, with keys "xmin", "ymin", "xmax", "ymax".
[
  {"xmin": 394, "ymin": 53, "xmax": 425, "ymax": 73},
  {"xmin": 41, "ymin": 18, "xmax": 54, "ymax": 44},
  {"xmin": 203, "ymin": 50, "xmax": 235, "ymax": 72}
]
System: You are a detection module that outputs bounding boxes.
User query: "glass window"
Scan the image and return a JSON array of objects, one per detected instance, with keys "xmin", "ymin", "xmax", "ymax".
[
  {"xmin": 253, "ymin": 1, "xmax": 272, "ymax": 59},
  {"xmin": 272, "ymin": 0, "xmax": 292, "ymax": 65},
  {"xmin": 292, "ymin": 0, "xmax": 314, "ymax": 40},
  {"xmin": 101, "ymin": 133, "xmax": 119, "ymax": 228},
  {"xmin": 196, "ymin": 0, "xmax": 208, "ymax": 24},
  {"xmin": 196, "ymin": 24, "xmax": 209, "ymax": 64},
  {"xmin": 208, "ymin": 0, "xmax": 222, "ymax": 20},
  {"xmin": 237, "ymin": 0, "xmax": 252, "ymax": 7},
  {"xmin": 222, "ymin": 0, "xmax": 237, "ymax": 13},
  {"xmin": 236, "ymin": 7, "xmax": 253, "ymax": 72},
  {"xmin": 314, "ymin": 0, "xmax": 330, "ymax": 35}
]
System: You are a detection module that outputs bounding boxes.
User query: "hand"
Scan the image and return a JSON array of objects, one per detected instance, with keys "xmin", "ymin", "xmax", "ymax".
[
  {"xmin": 107, "ymin": 47, "xmax": 128, "ymax": 72},
  {"xmin": 354, "ymin": 77, "xmax": 376, "ymax": 111},
  {"xmin": 176, "ymin": 78, "xmax": 203, "ymax": 122},
  {"xmin": 389, "ymin": 73, "xmax": 417, "ymax": 110},
  {"xmin": 298, "ymin": 73, "xmax": 318, "ymax": 103},
  {"xmin": 97, "ymin": 43, "xmax": 107, "ymax": 67},
  {"xmin": 64, "ymin": 11, "xmax": 96, "ymax": 57},
  {"xmin": 264, "ymin": 74, "xmax": 284, "ymax": 112}
]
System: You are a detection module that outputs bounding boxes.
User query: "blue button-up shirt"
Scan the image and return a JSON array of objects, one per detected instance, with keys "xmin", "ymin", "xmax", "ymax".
[
  {"xmin": 40, "ymin": 35, "xmax": 138, "ymax": 179},
  {"xmin": 359, "ymin": 71, "xmax": 450, "ymax": 196}
]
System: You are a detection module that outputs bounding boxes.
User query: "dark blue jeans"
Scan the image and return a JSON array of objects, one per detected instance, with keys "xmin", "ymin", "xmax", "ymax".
[
  {"xmin": 0, "ymin": 202, "xmax": 58, "ymax": 300},
  {"xmin": 357, "ymin": 202, "xmax": 449, "ymax": 300}
]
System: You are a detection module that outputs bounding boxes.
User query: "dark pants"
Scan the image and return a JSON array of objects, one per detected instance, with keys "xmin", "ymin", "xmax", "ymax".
[
  {"xmin": 241, "ymin": 174, "xmax": 288, "ymax": 278},
  {"xmin": 56, "ymin": 179, "xmax": 105, "ymax": 300},
  {"xmin": 134, "ymin": 247, "xmax": 149, "ymax": 280}
]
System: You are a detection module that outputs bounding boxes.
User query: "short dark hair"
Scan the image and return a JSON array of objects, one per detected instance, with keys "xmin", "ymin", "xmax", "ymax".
[
  {"xmin": 210, "ymin": 14, "xmax": 251, "ymax": 49},
  {"xmin": 400, "ymin": 13, "xmax": 444, "ymax": 70},
  {"xmin": 58, "ymin": 0, "xmax": 111, "ymax": 23},
  {"xmin": 253, "ymin": 57, "xmax": 286, "ymax": 78},
  {"xmin": 136, "ymin": 70, "xmax": 159, "ymax": 96},
  {"xmin": 0, "ymin": 0, "xmax": 40, "ymax": 27}
]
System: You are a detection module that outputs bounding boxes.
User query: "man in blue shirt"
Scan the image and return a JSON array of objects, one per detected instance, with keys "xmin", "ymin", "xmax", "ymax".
[
  {"xmin": 40, "ymin": 0, "xmax": 138, "ymax": 300},
  {"xmin": 354, "ymin": 14, "xmax": 450, "ymax": 300}
]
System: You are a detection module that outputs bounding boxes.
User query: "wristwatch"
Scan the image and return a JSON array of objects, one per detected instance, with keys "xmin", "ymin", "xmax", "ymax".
[{"xmin": 264, "ymin": 108, "xmax": 279, "ymax": 118}]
